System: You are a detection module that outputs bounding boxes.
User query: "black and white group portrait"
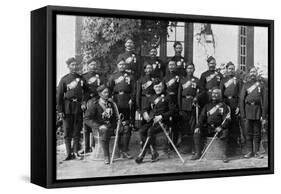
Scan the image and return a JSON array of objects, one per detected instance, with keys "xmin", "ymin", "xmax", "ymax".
[{"xmin": 56, "ymin": 14, "xmax": 269, "ymax": 180}]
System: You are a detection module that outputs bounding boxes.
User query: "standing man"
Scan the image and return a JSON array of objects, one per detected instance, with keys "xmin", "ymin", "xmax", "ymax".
[
  {"xmin": 57, "ymin": 57, "xmax": 88, "ymax": 160},
  {"xmin": 200, "ymin": 56, "xmax": 223, "ymax": 106},
  {"xmin": 220, "ymin": 62, "xmax": 242, "ymax": 156},
  {"xmin": 81, "ymin": 58, "xmax": 107, "ymax": 154},
  {"xmin": 135, "ymin": 79, "xmax": 176, "ymax": 163},
  {"xmin": 178, "ymin": 63, "xmax": 202, "ymax": 153},
  {"xmin": 163, "ymin": 60, "xmax": 180, "ymax": 145},
  {"xmin": 136, "ymin": 62, "xmax": 156, "ymax": 123},
  {"xmin": 171, "ymin": 41, "xmax": 187, "ymax": 77},
  {"xmin": 117, "ymin": 37, "xmax": 142, "ymax": 79},
  {"xmin": 240, "ymin": 67, "xmax": 267, "ymax": 159},
  {"xmin": 84, "ymin": 85, "xmax": 118, "ymax": 164},
  {"xmin": 107, "ymin": 59, "xmax": 136, "ymax": 159},
  {"xmin": 144, "ymin": 46, "xmax": 166, "ymax": 78},
  {"xmin": 193, "ymin": 88, "xmax": 231, "ymax": 162}
]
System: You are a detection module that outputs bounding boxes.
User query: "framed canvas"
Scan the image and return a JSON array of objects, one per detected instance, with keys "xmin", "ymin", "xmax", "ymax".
[{"xmin": 31, "ymin": 5, "xmax": 274, "ymax": 188}]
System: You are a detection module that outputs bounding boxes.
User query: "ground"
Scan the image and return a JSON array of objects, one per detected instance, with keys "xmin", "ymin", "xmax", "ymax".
[{"xmin": 56, "ymin": 143, "xmax": 268, "ymax": 180}]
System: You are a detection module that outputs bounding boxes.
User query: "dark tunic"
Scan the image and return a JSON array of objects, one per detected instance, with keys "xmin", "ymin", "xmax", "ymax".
[
  {"xmin": 82, "ymin": 71, "xmax": 106, "ymax": 101},
  {"xmin": 144, "ymin": 56, "xmax": 166, "ymax": 78},
  {"xmin": 171, "ymin": 55, "xmax": 187, "ymax": 77},
  {"xmin": 117, "ymin": 51, "xmax": 142, "ymax": 79}
]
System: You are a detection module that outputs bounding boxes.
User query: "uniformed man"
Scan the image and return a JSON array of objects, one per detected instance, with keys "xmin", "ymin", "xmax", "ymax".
[
  {"xmin": 116, "ymin": 37, "xmax": 142, "ymax": 79},
  {"xmin": 81, "ymin": 58, "xmax": 107, "ymax": 153},
  {"xmin": 56, "ymin": 57, "xmax": 88, "ymax": 160},
  {"xmin": 135, "ymin": 79, "xmax": 177, "ymax": 163},
  {"xmin": 220, "ymin": 62, "xmax": 242, "ymax": 156},
  {"xmin": 144, "ymin": 46, "xmax": 165, "ymax": 78},
  {"xmin": 171, "ymin": 41, "xmax": 187, "ymax": 77},
  {"xmin": 199, "ymin": 56, "xmax": 223, "ymax": 105},
  {"xmin": 107, "ymin": 59, "xmax": 136, "ymax": 159},
  {"xmin": 178, "ymin": 63, "xmax": 202, "ymax": 149},
  {"xmin": 136, "ymin": 62, "xmax": 156, "ymax": 119},
  {"xmin": 240, "ymin": 67, "xmax": 267, "ymax": 159},
  {"xmin": 84, "ymin": 85, "xmax": 118, "ymax": 164},
  {"xmin": 192, "ymin": 88, "xmax": 231, "ymax": 162},
  {"xmin": 163, "ymin": 60, "xmax": 180, "ymax": 144}
]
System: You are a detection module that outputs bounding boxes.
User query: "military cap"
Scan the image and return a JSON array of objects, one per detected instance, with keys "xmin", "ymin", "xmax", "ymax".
[
  {"xmin": 207, "ymin": 56, "xmax": 216, "ymax": 63},
  {"xmin": 143, "ymin": 61, "xmax": 153, "ymax": 69},
  {"xmin": 152, "ymin": 78, "xmax": 162, "ymax": 86},
  {"xmin": 86, "ymin": 57, "xmax": 96, "ymax": 65},
  {"xmin": 226, "ymin": 61, "xmax": 234, "ymax": 68},
  {"xmin": 66, "ymin": 57, "xmax": 76, "ymax": 65},
  {"xmin": 125, "ymin": 37, "xmax": 134, "ymax": 43},
  {"xmin": 97, "ymin": 84, "xmax": 109, "ymax": 93},
  {"xmin": 173, "ymin": 41, "xmax": 182, "ymax": 48},
  {"xmin": 186, "ymin": 62, "xmax": 195, "ymax": 68}
]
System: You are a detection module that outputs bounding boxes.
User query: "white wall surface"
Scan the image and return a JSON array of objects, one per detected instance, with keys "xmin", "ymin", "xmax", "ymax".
[
  {"xmin": 57, "ymin": 15, "xmax": 76, "ymax": 84},
  {"xmin": 254, "ymin": 27, "xmax": 268, "ymax": 77},
  {"xmin": 0, "ymin": 0, "xmax": 279, "ymax": 193}
]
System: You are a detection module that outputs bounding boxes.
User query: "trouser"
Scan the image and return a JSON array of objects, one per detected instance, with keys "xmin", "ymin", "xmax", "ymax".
[
  {"xmin": 193, "ymin": 127, "xmax": 229, "ymax": 157},
  {"xmin": 83, "ymin": 123, "xmax": 93, "ymax": 151},
  {"xmin": 63, "ymin": 113, "xmax": 83, "ymax": 156},
  {"xmin": 97, "ymin": 124, "xmax": 114, "ymax": 159},
  {"xmin": 227, "ymin": 114, "xmax": 240, "ymax": 155},
  {"xmin": 138, "ymin": 122, "xmax": 162, "ymax": 157},
  {"xmin": 179, "ymin": 110, "xmax": 196, "ymax": 135},
  {"xmin": 245, "ymin": 119, "xmax": 261, "ymax": 154}
]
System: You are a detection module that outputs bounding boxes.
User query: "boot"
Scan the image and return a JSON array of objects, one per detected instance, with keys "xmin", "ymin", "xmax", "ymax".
[
  {"xmin": 121, "ymin": 135, "xmax": 133, "ymax": 159},
  {"xmin": 63, "ymin": 153, "xmax": 74, "ymax": 161},
  {"xmin": 222, "ymin": 154, "xmax": 229, "ymax": 163},
  {"xmin": 101, "ymin": 140, "xmax": 110, "ymax": 164},
  {"xmin": 191, "ymin": 134, "xmax": 201, "ymax": 160},
  {"xmin": 135, "ymin": 141, "xmax": 149, "ymax": 164},
  {"xmin": 244, "ymin": 138, "xmax": 253, "ymax": 159},
  {"xmin": 253, "ymin": 140, "xmax": 264, "ymax": 159},
  {"xmin": 64, "ymin": 139, "xmax": 72, "ymax": 157},
  {"xmin": 150, "ymin": 145, "xmax": 159, "ymax": 162}
]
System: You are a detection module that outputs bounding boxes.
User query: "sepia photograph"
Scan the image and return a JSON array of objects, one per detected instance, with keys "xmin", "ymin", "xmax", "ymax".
[{"xmin": 55, "ymin": 13, "xmax": 270, "ymax": 180}]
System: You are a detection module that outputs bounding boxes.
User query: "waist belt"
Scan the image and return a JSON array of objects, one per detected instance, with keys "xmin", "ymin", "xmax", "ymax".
[
  {"xmin": 246, "ymin": 101, "xmax": 260, "ymax": 106},
  {"xmin": 182, "ymin": 95, "xmax": 194, "ymax": 99},
  {"xmin": 226, "ymin": 96, "xmax": 238, "ymax": 99},
  {"xmin": 65, "ymin": 98, "xmax": 81, "ymax": 102},
  {"xmin": 142, "ymin": 94, "xmax": 152, "ymax": 97},
  {"xmin": 168, "ymin": 92, "xmax": 176, "ymax": 95},
  {"xmin": 116, "ymin": 91, "xmax": 129, "ymax": 95}
]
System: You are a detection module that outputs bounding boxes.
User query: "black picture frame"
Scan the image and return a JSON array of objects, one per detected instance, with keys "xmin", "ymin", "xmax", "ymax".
[{"xmin": 31, "ymin": 5, "xmax": 274, "ymax": 188}]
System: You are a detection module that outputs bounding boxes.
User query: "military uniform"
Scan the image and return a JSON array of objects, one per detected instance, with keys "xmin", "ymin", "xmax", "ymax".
[
  {"xmin": 57, "ymin": 72, "xmax": 88, "ymax": 158},
  {"xmin": 163, "ymin": 71, "xmax": 180, "ymax": 144},
  {"xmin": 144, "ymin": 57, "xmax": 166, "ymax": 78},
  {"xmin": 137, "ymin": 93, "xmax": 177, "ymax": 162},
  {"xmin": 199, "ymin": 70, "xmax": 223, "ymax": 105},
  {"xmin": 178, "ymin": 75, "xmax": 202, "ymax": 135},
  {"xmin": 240, "ymin": 79, "xmax": 267, "ymax": 156},
  {"xmin": 107, "ymin": 71, "xmax": 136, "ymax": 156},
  {"xmin": 82, "ymin": 71, "xmax": 106, "ymax": 152},
  {"xmin": 84, "ymin": 98, "xmax": 118, "ymax": 163},
  {"xmin": 193, "ymin": 101, "xmax": 231, "ymax": 160},
  {"xmin": 117, "ymin": 51, "xmax": 142, "ymax": 79},
  {"xmin": 220, "ymin": 74, "xmax": 242, "ymax": 154},
  {"xmin": 171, "ymin": 55, "xmax": 187, "ymax": 77}
]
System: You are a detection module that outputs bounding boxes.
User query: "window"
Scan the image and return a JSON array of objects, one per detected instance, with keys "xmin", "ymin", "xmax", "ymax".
[
  {"xmin": 166, "ymin": 22, "xmax": 185, "ymax": 57},
  {"xmin": 239, "ymin": 26, "xmax": 247, "ymax": 71}
]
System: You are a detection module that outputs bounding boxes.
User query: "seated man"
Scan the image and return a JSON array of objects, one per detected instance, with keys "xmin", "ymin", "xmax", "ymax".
[
  {"xmin": 193, "ymin": 88, "xmax": 231, "ymax": 162},
  {"xmin": 135, "ymin": 79, "xmax": 177, "ymax": 164},
  {"xmin": 84, "ymin": 85, "xmax": 118, "ymax": 164}
]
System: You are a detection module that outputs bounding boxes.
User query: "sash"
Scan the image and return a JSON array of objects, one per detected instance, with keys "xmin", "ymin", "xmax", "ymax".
[
  {"xmin": 88, "ymin": 75, "xmax": 100, "ymax": 85},
  {"xmin": 247, "ymin": 82, "xmax": 260, "ymax": 94},
  {"xmin": 153, "ymin": 95, "xmax": 165, "ymax": 106},
  {"xmin": 142, "ymin": 80, "xmax": 153, "ymax": 90},
  {"xmin": 182, "ymin": 80, "xmax": 192, "ymax": 89},
  {"xmin": 166, "ymin": 76, "xmax": 178, "ymax": 87},
  {"xmin": 207, "ymin": 103, "xmax": 222, "ymax": 116},
  {"xmin": 224, "ymin": 77, "xmax": 235, "ymax": 88},
  {"xmin": 114, "ymin": 76, "xmax": 124, "ymax": 84},
  {"xmin": 206, "ymin": 72, "xmax": 217, "ymax": 83},
  {"xmin": 67, "ymin": 78, "xmax": 80, "ymax": 90}
]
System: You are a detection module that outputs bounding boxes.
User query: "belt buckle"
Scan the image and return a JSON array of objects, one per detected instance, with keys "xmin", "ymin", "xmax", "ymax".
[
  {"xmin": 72, "ymin": 98, "xmax": 78, "ymax": 102},
  {"xmin": 119, "ymin": 91, "xmax": 124, "ymax": 95},
  {"xmin": 228, "ymin": 96, "xmax": 233, "ymax": 99},
  {"xmin": 250, "ymin": 102, "xmax": 255, "ymax": 105}
]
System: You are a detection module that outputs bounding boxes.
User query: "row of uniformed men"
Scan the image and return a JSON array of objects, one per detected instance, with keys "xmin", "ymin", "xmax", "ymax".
[{"xmin": 57, "ymin": 40, "xmax": 267, "ymax": 164}]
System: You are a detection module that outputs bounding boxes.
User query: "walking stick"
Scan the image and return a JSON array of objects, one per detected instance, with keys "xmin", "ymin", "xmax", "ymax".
[
  {"xmin": 83, "ymin": 125, "xmax": 86, "ymax": 160},
  {"xmin": 110, "ymin": 113, "xmax": 123, "ymax": 165},
  {"xmin": 158, "ymin": 121, "xmax": 185, "ymax": 163},
  {"xmin": 137, "ymin": 136, "xmax": 151, "ymax": 158},
  {"xmin": 198, "ymin": 131, "xmax": 219, "ymax": 161},
  {"xmin": 195, "ymin": 104, "xmax": 199, "ymax": 124}
]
